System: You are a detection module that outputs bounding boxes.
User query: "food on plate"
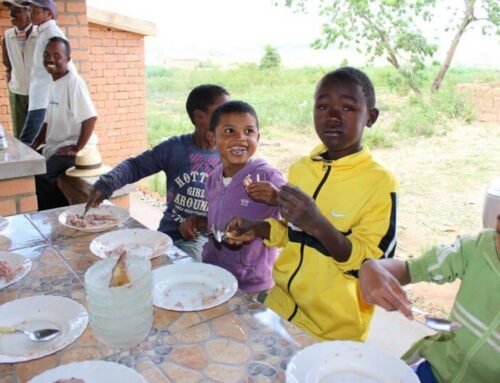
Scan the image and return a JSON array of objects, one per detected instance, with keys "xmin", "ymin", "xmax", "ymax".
[
  {"xmin": 0, "ymin": 260, "xmax": 21, "ymax": 282},
  {"xmin": 243, "ymin": 174, "xmax": 252, "ymax": 188},
  {"xmin": 104, "ymin": 245, "xmax": 126, "ymax": 257},
  {"xmin": 54, "ymin": 378, "xmax": 85, "ymax": 383},
  {"xmin": 109, "ymin": 250, "xmax": 131, "ymax": 287},
  {"xmin": 66, "ymin": 213, "xmax": 118, "ymax": 228},
  {"xmin": 201, "ymin": 287, "xmax": 225, "ymax": 305}
]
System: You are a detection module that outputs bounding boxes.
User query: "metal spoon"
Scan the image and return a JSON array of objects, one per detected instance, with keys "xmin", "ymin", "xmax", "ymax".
[
  {"xmin": 411, "ymin": 306, "xmax": 461, "ymax": 333},
  {"xmin": 0, "ymin": 326, "xmax": 61, "ymax": 342},
  {"xmin": 211, "ymin": 225, "xmax": 226, "ymax": 243}
]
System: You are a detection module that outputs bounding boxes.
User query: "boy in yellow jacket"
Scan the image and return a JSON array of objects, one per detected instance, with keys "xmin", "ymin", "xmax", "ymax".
[{"xmin": 226, "ymin": 67, "xmax": 398, "ymax": 341}]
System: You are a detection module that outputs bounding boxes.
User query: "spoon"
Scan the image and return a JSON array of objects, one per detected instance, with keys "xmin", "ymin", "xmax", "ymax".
[
  {"xmin": 0, "ymin": 326, "xmax": 61, "ymax": 342},
  {"xmin": 411, "ymin": 306, "xmax": 462, "ymax": 333},
  {"xmin": 211, "ymin": 225, "xmax": 227, "ymax": 243}
]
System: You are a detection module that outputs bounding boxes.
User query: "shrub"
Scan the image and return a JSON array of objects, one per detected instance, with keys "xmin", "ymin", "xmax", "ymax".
[{"xmin": 259, "ymin": 45, "xmax": 281, "ymax": 69}]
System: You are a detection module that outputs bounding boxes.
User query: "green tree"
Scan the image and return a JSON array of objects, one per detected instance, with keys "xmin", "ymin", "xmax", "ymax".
[
  {"xmin": 431, "ymin": 0, "xmax": 499, "ymax": 91},
  {"xmin": 279, "ymin": 0, "xmax": 438, "ymax": 94},
  {"xmin": 260, "ymin": 45, "xmax": 282, "ymax": 69}
]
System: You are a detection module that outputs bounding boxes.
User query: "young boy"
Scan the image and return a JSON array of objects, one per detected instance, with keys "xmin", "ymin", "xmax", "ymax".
[
  {"xmin": 180, "ymin": 101, "xmax": 285, "ymax": 292},
  {"xmin": 19, "ymin": 0, "xmax": 75, "ymax": 145},
  {"xmin": 31, "ymin": 37, "xmax": 97, "ymax": 210},
  {"xmin": 358, "ymin": 213, "xmax": 500, "ymax": 383},
  {"xmin": 226, "ymin": 67, "xmax": 398, "ymax": 341},
  {"xmin": 2, "ymin": 0, "xmax": 37, "ymax": 138},
  {"xmin": 87, "ymin": 85, "xmax": 230, "ymax": 260}
]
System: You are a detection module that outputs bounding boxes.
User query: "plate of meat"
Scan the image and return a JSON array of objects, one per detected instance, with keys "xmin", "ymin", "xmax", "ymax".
[
  {"xmin": 153, "ymin": 263, "xmax": 238, "ymax": 311},
  {"xmin": 59, "ymin": 205, "xmax": 129, "ymax": 233},
  {"xmin": 28, "ymin": 360, "xmax": 147, "ymax": 383},
  {"xmin": 0, "ymin": 251, "xmax": 31, "ymax": 289},
  {"xmin": 89, "ymin": 228, "xmax": 172, "ymax": 259}
]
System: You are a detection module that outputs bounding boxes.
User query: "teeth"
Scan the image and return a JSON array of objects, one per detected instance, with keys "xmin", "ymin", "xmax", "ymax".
[{"xmin": 229, "ymin": 146, "xmax": 247, "ymax": 155}]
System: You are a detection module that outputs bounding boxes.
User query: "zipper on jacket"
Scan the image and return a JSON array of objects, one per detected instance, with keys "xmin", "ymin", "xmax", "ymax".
[{"xmin": 287, "ymin": 165, "xmax": 332, "ymax": 322}]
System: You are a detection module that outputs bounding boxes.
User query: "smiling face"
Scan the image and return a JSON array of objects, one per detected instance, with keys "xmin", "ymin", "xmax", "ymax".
[
  {"xmin": 43, "ymin": 40, "xmax": 70, "ymax": 80},
  {"xmin": 314, "ymin": 76, "xmax": 379, "ymax": 160},
  {"xmin": 208, "ymin": 112, "xmax": 260, "ymax": 177},
  {"xmin": 7, "ymin": 5, "xmax": 30, "ymax": 30}
]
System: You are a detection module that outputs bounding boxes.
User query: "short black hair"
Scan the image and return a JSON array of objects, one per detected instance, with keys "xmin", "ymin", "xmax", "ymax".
[
  {"xmin": 185, "ymin": 84, "xmax": 229, "ymax": 124},
  {"xmin": 318, "ymin": 67, "xmax": 376, "ymax": 108},
  {"xmin": 46, "ymin": 36, "xmax": 71, "ymax": 57},
  {"xmin": 209, "ymin": 100, "xmax": 259, "ymax": 132}
]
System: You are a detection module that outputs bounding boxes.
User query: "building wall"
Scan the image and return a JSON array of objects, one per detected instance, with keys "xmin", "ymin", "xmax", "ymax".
[
  {"xmin": 457, "ymin": 82, "xmax": 500, "ymax": 123},
  {"xmin": 87, "ymin": 23, "xmax": 147, "ymax": 166},
  {"xmin": 0, "ymin": 1, "xmax": 147, "ymax": 167}
]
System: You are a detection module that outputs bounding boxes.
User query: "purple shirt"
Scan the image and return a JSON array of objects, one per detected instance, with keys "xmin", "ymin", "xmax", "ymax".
[{"xmin": 203, "ymin": 158, "xmax": 285, "ymax": 292}]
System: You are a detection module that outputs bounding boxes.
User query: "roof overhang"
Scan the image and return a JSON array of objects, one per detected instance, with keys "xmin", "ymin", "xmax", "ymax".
[{"xmin": 87, "ymin": 6, "xmax": 156, "ymax": 36}]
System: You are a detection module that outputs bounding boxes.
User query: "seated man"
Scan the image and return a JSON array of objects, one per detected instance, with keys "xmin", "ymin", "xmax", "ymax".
[{"xmin": 31, "ymin": 36, "xmax": 97, "ymax": 210}]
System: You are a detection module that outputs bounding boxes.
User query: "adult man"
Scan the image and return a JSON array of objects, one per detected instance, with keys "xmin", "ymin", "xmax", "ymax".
[
  {"xmin": 19, "ymin": 0, "xmax": 75, "ymax": 145},
  {"xmin": 2, "ymin": 0, "xmax": 36, "ymax": 138},
  {"xmin": 31, "ymin": 37, "xmax": 97, "ymax": 210}
]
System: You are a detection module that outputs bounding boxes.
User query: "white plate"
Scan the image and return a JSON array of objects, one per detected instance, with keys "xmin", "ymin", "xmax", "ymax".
[
  {"xmin": 153, "ymin": 263, "xmax": 238, "ymax": 311},
  {"xmin": 286, "ymin": 341, "xmax": 418, "ymax": 383},
  {"xmin": 29, "ymin": 360, "xmax": 147, "ymax": 383},
  {"xmin": 0, "ymin": 296, "xmax": 88, "ymax": 363},
  {"xmin": 0, "ymin": 216, "xmax": 7, "ymax": 232},
  {"xmin": 0, "ymin": 251, "xmax": 31, "ymax": 289},
  {"xmin": 90, "ymin": 228, "xmax": 172, "ymax": 259},
  {"xmin": 59, "ymin": 205, "xmax": 129, "ymax": 233}
]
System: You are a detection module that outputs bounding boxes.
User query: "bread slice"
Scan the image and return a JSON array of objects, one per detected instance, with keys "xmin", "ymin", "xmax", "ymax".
[{"xmin": 109, "ymin": 250, "xmax": 131, "ymax": 287}]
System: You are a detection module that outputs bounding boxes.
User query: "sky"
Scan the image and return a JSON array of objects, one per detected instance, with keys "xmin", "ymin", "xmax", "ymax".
[{"xmin": 88, "ymin": 0, "xmax": 499, "ymax": 68}]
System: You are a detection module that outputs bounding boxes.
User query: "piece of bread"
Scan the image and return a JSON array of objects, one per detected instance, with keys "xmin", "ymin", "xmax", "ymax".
[
  {"xmin": 243, "ymin": 174, "xmax": 252, "ymax": 188},
  {"xmin": 109, "ymin": 250, "xmax": 131, "ymax": 287}
]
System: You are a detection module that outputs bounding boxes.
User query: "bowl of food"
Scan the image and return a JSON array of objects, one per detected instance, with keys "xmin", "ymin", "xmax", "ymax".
[{"xmin": 59, "ymin": 205, "xmax": 129, "ymax": 233}]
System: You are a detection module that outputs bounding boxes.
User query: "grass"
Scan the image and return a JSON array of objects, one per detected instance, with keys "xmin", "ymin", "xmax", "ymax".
[{"xmin": 145, "ymin": 64, "xmax": 499, "ymax": 194}]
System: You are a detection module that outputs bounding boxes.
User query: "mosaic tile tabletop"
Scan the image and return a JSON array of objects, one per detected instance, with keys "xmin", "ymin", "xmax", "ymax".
[{"xmin": 0, "ymin": 209, "xmax": 316, "ymax": 382}]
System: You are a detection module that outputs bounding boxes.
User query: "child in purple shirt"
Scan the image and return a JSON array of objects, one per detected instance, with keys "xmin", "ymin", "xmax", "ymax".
[{"xmin": 180, "ymin": 101, "xmax": 285, "ymax": 292}]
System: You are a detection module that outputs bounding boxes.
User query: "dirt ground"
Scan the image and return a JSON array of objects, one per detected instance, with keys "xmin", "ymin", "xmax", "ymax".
[{"xmin": 141, "ymin": 121, "xmax": 499, "ymax": 316}]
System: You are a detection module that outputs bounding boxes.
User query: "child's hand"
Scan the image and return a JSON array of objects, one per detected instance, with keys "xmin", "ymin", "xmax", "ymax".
[
  {"xmin": 224, "ymin": 217, "xmax": 258, "ymax": 246},
  {"xmin": 359, "ymin": 260, "xmax": 413, "ymax": 319},
  {"xmin": 179, "ymin": 215, "xmax": 205, "ymax": 240},
  {"xmin": 87, "ymin": 187, "xmax": 106, "ymax": 208},
  {"xmin": 246, "ymin": 181, "xmax": 280, "ymax": 205},
  {"xmin": 277, "ymin": 184, "xmax": 323, "ymax": 234}
]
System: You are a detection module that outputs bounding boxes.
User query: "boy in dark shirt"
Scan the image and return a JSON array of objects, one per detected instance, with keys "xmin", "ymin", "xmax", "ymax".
[{"xmin": 87, "ymin": 84, "xmax": 230, "ymax": 260}]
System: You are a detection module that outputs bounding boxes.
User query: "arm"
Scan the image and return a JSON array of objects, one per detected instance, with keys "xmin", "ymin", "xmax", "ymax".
[
  {"xmin": 31, "ymin": 123, "xmax": 47, "ymax": 150},
  {"xmin": 2, "ymin": 37, "xmax": 11, "ymax": 84},
  {"xmin": 55, "ymin": 116, "xmax": 97, "ymax": 156},
  {"xmin": 278, "ymin": 183, "xmax": 352, "ymax": 262},
  {"xmin": 225, "ymin": 217, "xmax": 271, "ymax": 246}
]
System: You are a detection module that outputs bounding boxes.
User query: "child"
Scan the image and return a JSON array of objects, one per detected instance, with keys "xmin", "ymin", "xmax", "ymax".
[
  {"xmin": 226, "ymin": 67, "xmax": 399, "ymax": 341},
  {"xmin": 358, "ymin": 212, "xmax": 500, "ymax": 383},
  {"xmin": 180, "ymin": 100, "xmax": 285, "ymax": 292},
  {"xmin": 87, "ymin": 85, "xmax": 230, "ymax": 261},
  {"xmin": 19, "ymin": 0, "xmax": 76, "ymax": 145},
  {"xmin": 2, "ymin": 0, "xmax": 37, "ymax": 138},
  {"xmin": 31, "ymin": 37, "xmax": 97, "ymax": 210}
]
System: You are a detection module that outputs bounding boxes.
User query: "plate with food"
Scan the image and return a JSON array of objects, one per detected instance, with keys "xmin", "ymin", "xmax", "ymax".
[
  {"xmin": 59, "ymin": 205, "xmax": 129, "ymax": 233},
  {"xmin": 0, "ymin": 296, "xmax": 88, "ymax": 363},
  {"xmin": 286, "ymin": 340, "xmax": 418, "ymax": 383},
  {"xmin": 0, "ymin": 251, "xmax": 31, "ymax": 289},
  {"xmin": 90, "ymin": 228, "xmax": 172, "ymax": 259},
  {"xmin": 0, "ymin": 216, "xmax": 8, "ymax": 232},
  {"xmin": 28, "ymin": 360, "xmax": 147, "ymax": 383},
  {"xmin": 153, "ymin": 263, "xmax": 238, "ymax": 311}
]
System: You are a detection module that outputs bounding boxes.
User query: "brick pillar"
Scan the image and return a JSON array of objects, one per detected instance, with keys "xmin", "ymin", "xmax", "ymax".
[{"xmin": 0, "ymin": 0, "xmax": 91, "ymax": 134}]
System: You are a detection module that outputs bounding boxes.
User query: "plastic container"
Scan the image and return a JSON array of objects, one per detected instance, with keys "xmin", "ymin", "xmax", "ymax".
[{"xmin": 84, "ymin": 254, "xmax": 153, "ymax": 349}]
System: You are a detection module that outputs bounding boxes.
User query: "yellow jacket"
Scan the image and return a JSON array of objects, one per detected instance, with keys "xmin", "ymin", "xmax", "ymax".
[{"xmin": 264, "ymin": 145, "xmax": 398, "ymax": 341}]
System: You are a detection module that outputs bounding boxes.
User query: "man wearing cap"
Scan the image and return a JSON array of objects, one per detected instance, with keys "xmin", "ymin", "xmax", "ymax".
[
  {"xmin": 18, "ymin": 0, "xmax": 75, "ymax": 146},
  {"xmin": 2, "ymin": 0, "xmax": 37, "ymax": 138}
]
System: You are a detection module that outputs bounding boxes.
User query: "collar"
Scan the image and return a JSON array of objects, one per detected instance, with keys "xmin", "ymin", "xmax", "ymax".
[
  {"xmin": 15, "ymin": 24, "xmax": 32, "ymax": 34},
  {"xmin": 310, "ymin": 144, "xmax": 372, "ymax": 170},
  {"xmin": 37, "ymin": 19, "xmax": 56, "ymax": 33}
]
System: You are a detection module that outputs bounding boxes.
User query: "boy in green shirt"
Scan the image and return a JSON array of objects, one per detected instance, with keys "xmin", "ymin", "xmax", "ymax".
[{"xmin": 359, "ymin": 214, "xmax": 500, "ymax": 383}]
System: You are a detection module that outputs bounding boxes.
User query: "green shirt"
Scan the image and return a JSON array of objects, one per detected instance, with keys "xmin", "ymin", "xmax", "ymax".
[{"xmin": 404, "ymin": 230, "xmax": 500, "ymax": 383}]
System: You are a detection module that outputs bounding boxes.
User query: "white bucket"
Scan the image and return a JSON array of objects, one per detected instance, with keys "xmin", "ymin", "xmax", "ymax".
[{"xmin": 483, "ymin": 177, "xmax": 500, "ymax": 229}]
